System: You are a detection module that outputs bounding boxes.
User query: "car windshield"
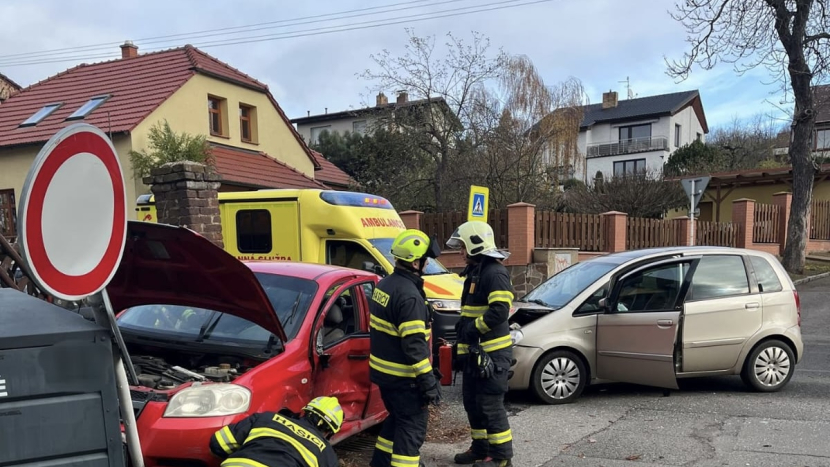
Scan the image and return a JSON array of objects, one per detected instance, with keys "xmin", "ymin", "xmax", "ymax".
[
  {"xmin": 522, "ymin": 259, "xmax": 620, "ymax": 309},
  {"xmin": 116, "ymin": 272, "xmax": 318, "ymax": 345},
  {"xmin": 368, "ymin": 237, "xmax": 450, "ymax": 276}
]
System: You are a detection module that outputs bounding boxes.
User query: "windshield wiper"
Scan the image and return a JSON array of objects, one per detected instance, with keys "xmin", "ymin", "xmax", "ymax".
[
  {"xmin": 526, "ymin": 298, "xmax": 555, "ymax": 308},
  {"xmin": 284, "ymin": 293, "xmax": 303, "ymax": 326},
  {"xmin": 195, "ymin": 311, "xmax": 219, "ymax": 342}
]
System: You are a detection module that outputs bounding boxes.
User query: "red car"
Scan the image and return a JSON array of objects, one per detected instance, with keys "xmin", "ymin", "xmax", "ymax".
[{"xmin": 107, "ymin": 221, "xmax": 389, "ymax": 467}]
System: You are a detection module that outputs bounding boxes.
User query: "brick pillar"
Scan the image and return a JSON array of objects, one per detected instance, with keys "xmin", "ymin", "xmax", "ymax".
[
  {"xmin": 601, "ymin": 211, "xmax": 627, "ymax": 252},
  {"xmin": 773, "ymin": 192, "xmax": 792, "ymax": 255},
  {"xmin": 732, "ymin": 198, "xmax": 755, "ymax": 249},
  {"xmin": 673, "ymin": 216, "xmax": 695, "ymax": 246},
  {"xmin": 143, "ymin": 161, "xmax": 224, "ymax": 248},
  {"xmin": 398, "ymin": 210, "xmax": 423, "ymax": 230},
  {"xmin": 506, "ymin": 202, "xmax": 535, "ymax": 266}
]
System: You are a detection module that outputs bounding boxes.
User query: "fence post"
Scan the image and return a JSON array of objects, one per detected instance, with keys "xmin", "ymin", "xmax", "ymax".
[
  {"xmin": 506, "ymin": 202, "xmax": 536, "ymax": 266},
  {"xmin": 732, "ymin": 198, "xmax": 755, "ymax": 249},
  {"xmin": 673, "ymin": 216, "xmax": 693, "ymax": 246},
  {"xmin": 399, "ymin": 210, "xmax": 423, "ymax": 230},
  {"xmin": 773, "ymin": 192, "xmax": 792, "ymax": 255},
  {"xmin": 601, "ymin": 211, "xmax": 627, "ymax": 252}
]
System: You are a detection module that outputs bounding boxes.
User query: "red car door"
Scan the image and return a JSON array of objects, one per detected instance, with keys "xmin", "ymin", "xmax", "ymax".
[{"xmin": 310, "ymin": 279, "xmax": 375, "ymax": 423}]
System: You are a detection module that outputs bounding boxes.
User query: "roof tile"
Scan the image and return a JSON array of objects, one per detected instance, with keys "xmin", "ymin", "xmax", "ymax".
[
  {"xmin": 310, "ymin": 150, "xmax": 353, "ymax": 188},
  {"xmin": 211, "ymin": 144, "xmax": 328, "ymax": 190}
]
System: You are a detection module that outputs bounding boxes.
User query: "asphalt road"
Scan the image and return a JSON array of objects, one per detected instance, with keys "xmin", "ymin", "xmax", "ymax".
[{"xmin": 415, "ymin": 277, "xmax": 830, "ymax": 467}]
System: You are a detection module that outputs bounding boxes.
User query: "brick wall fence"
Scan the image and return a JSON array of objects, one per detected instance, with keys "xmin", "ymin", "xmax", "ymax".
[{"xmin": 400, "ymin": 192, "xmax": 830, "ymax": 286}]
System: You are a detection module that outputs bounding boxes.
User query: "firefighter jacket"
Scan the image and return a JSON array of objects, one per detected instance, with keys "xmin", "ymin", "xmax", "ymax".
[
  {"xmin": 456, "ymin": 258, "xmax": 515, "ymax": 356},
  {"xmin": 369, "ymin": 266, "xmax": 436, "ymax": 390},
  {"xmin": 209, "ymin": 411, "xmax": 338, "ymax": 467}
]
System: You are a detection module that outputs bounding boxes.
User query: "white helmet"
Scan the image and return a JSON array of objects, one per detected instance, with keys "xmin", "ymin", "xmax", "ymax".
[{"xmin": 446, "ymin": 221, "xmax": 509, "ymax": 259}]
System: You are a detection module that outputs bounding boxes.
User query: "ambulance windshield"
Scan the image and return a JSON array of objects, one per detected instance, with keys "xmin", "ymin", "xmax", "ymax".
[{"xmin": 369, "ymin": 238, "xmax": 450, "ymax": 275}]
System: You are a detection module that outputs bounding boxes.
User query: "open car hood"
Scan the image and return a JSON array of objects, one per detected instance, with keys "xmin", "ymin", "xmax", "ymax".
[{"xmin": 106, "ymin": 221, "xmax": 286, "ymax": 342}]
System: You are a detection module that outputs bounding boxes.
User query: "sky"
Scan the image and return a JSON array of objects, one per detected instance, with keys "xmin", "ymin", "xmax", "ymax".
[{"xmin": 0, "ymin": 0, "xmax": 797, "ymax": 133}]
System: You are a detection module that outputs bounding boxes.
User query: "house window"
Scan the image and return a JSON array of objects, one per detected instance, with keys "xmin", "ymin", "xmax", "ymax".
[
  {"xmin": 619, "ymin": 124, "xmax": 651, "ymax": 142},
  {"xmin": 816, "ymin": 129, "xmax": 830, "ymax": 150},
  {"xmin": 236, "ymin": 209, "xmax": 271, "ymax": 253},
  {"xmin": 0, "ymin": 189, "xmax": 16, "ymax": 239},
  {"xmin": 66, "ymin": 95, "xmax": 110, "ymax": 120},
  {"xmin": 353, "ymin": 120, "xmax": 367, "ymax": 135},
  {"xmin": 208, "ymin": 95, "xmax": 228, "ymax": 137},
  {"xmin": 19, "ymin": 103, "xmax": 62, "ymax": 127},
  {"xmin": 613, "ymin": 158, "xmax": 646, "ymax": 177},
  {"xmin": 675, "ymin": 124, "xmax": 682, "ymax": 147},
  {"xmin": 310, "ymin": 125, "xmax": 332, "ymax": 145},
  {"xmin": 239, "ymin": 104, "xmax": 258, "ymax": 143}
]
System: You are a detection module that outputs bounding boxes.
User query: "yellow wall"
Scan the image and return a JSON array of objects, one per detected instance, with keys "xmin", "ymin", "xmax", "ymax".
[
  {"xmin": 0, "ymin": 135, "xmax": 137, "ymax": 235},
  {"xmin": 668, "ymin": 180, "xmax": 830, "ymax": 222},
  {"xmin": 132, "ymin": 74, "xmax": 314, "ymax": 179}
]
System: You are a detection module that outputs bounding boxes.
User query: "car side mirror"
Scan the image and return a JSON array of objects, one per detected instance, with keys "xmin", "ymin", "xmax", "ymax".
[
  {"xmin": 363, "ymin": 261, "xmax": 387, "ymax": 277},
  {"xmin": 598, "ymin": 297, "xmax": 610, "ymax": 312}
]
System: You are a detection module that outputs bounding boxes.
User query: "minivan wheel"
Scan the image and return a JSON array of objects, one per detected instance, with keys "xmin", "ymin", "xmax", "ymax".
[
  {"xmin": 741, "ymin": 339, "xmax": 795, "ymax": 392},
  {"xmin": 531, "ymin": 350, "xmax": 587, "ymax": 404}
]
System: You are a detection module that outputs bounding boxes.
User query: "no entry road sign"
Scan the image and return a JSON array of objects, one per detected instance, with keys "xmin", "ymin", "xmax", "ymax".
[{"xmin": 17, "ymin": 123, "xmax": 127, "ymax": 301}]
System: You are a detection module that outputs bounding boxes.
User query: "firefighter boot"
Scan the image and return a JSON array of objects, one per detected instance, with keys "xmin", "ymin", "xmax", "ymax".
[
  {"xmin": 473, "ymin": 458, "xmax": 512, "ymax": 467},
  {"xmin": 454, "ymin": 449, "xmax": 486, "ymax": 464}
]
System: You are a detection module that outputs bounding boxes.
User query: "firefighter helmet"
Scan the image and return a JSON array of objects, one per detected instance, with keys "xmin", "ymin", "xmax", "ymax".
[
  {"xmin": 303, "ymin": 396, "xmax": 344, "ymax": 435},
  {"xmin": 446, "ymin": 221, "xmax": 506, "ymax": 259},
  {"xmin": 390, "ymin": 229, "xmax": 441, "ymax": 263}
]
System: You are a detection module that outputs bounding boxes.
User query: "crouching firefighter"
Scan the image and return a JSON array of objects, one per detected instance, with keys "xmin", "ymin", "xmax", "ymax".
[
  {"xmin": 369, "ymin": 229, "xmax": 444, "ymax": 467},
  {"xmin": 209, "ymin": 396, "xmax": 343, "ymax": 467},
  {"xmin": 447, "ymin": 221, "xmax": 515, "ymax": 467}
]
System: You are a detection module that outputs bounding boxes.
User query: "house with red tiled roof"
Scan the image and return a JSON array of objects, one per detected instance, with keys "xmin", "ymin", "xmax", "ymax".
[
  {"xmin": 310, "ymin": 150, "xmax": 356, "ymax": 190},
  {"xmin": 0, "ymin": 41, "xmax": 351, "ymax": 238}
]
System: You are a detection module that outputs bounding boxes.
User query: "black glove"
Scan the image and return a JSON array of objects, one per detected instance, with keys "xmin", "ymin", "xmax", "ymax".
[
  {"xmin": 423, "ymin": 382, "xmax": 442, "ymax": 406},
  {"xmin": 469, "ymin": 344, "xmax": 494, "ymax": 379}
]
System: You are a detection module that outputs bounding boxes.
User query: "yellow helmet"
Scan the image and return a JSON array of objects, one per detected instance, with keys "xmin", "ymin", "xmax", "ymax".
[
  {"xmin": 390, "ymin": 229, "xmax": 441, "ymax": 263},
  {"xmin": 303, "ymin": 396, "xmax": 344, "ymax": 435},
  {"xmin": 446, "ymin": 221, "xmax": 508, "ymax": 259}
]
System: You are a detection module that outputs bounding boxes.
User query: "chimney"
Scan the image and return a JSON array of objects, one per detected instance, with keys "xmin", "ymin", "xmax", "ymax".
[
  {"xmin": 602, "ymin": 90, "xmax": 618, "ymax": 109},
  {"xmin": 396, "ymin": 90, "xmax": 408, "ymax": 105},
  {"xmin": 120, "ymin": 40, "xmax": 138, "ymax": 59},
  {"xmin": 376, "ymin": 92, "xmax": 388, "ymax": 107}
]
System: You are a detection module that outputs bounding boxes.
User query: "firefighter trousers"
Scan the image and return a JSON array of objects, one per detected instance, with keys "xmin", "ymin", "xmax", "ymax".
[
  {"xmin": 461, "ymin": 348, "xmax": 514, "ymax": 460},
  {"xmin": 371, "ymin": 384, "xmax": 428, "ymax": 467}
]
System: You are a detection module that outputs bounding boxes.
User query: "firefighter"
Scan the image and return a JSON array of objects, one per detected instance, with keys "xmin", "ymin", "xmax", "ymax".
[
  {"xmin": 446, "ymin": 221, "xmax": 515, "ymax": 467},
  {"xmin": 369, "ymin": 229, "xmax": 443, "ymax": 467},
  {"xmin": 208, "ymin": 396, "xmax": 343, "ymax": 467}
]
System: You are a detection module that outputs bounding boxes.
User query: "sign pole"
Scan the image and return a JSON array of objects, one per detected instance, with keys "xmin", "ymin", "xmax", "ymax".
[{"xmin": 689, "ymin": 179, "xmax": 696, "ymax": 246}]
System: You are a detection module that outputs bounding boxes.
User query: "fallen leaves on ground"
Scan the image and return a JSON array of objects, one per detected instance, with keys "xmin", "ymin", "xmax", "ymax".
[{"xmin": 625, "ymin": 454, "xmax": 642, "ymax": 460}]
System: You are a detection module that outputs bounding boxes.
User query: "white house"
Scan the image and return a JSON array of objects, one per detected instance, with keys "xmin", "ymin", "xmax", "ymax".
[{"xmin": 570, "ymin": 90, "xmax": 709, "ymax": 182}]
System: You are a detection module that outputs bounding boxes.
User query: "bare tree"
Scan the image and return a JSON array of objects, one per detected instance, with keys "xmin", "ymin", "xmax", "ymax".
[
  {"xmin": 666, "ymin": 0, "xmax": 830, "ymax": 273},
  {"xmin": 708, "ymin": 113, "xmax": 789, "ymax": 169},
  {"xmin": 360, "ymin": 29, "xmax": 508, "ymax": 211},
  {"xmin": 564, "ymin": 170, "xmax": 688, "ymax": 219},
  {"xmin": 472, "ymin": 55, "xmax": 586, "ymax": 207}
]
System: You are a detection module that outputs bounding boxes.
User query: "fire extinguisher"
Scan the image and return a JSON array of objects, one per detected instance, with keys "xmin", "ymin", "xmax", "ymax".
[{"xmin": 439, "ymin": 340, "xmax": 453, "ymax": 386}]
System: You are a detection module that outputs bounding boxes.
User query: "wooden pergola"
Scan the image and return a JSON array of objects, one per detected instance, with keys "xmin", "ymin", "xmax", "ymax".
[{"xmin": 666, "ymin": 163, "xmax": 830, "ymax": 221}]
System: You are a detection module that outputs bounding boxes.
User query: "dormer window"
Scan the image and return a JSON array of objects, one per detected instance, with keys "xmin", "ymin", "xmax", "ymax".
[
  {"xmin": 66, "ymin": 94, "xmax": 110, "ymax": 120},
  {"xmin": 19, "ymin": 103, "xmax": 62, "ymax": 127}
]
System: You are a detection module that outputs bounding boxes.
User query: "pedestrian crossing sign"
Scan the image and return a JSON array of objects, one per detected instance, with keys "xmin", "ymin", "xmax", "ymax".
[{"xmin": 467, "ymin": 185, "xmax": 489, "ymax": 222}]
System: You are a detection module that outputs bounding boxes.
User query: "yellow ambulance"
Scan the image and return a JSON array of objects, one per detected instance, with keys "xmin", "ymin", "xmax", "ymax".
[{"xmin": 135, "ymin": 189, "xmax": 464, "ymax": 345}]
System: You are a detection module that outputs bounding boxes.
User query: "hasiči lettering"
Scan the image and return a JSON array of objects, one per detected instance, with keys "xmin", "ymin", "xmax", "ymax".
[{"xmin": 360, "ymin": 217, "xmax": 406, "ymax": 229}]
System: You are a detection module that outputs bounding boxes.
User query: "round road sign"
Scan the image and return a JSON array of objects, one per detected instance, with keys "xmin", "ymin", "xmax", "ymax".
[{"xmin": 17, "ymin": 123, "xmax": 127, "ymax": 301}]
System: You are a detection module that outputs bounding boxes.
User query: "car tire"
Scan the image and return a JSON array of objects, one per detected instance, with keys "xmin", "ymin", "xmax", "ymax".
[
  {"xmin": 740, "ymin": 339, "xmax": 795, "ymax": 393},
  {"xmin": 530, "ymin": 350, "xmax": 587, "ymax": 405}
]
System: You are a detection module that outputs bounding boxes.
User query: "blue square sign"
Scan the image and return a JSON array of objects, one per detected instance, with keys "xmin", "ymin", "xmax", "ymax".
[{"xmin": 471, "ymin": 193, "xmax": 485, "ymax": 218}]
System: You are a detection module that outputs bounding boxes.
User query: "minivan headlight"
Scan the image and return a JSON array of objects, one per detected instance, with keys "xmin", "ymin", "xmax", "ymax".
[
  {"xmin": 163, "ymin": 383, "xmax": 251, "ymax": 418},
  {"xmin": 428, "ymin": 299, "xmax": 461, "ymax": 312},
  {"xmin": 510, "ymin": 329, "xmax": 524, "ymax": 346}
]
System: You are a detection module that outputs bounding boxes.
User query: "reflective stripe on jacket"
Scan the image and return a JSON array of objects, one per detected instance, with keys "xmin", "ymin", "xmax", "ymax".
[{"xmin": 457, "ymin": 259, "xmax": 514, "ymax": 355}]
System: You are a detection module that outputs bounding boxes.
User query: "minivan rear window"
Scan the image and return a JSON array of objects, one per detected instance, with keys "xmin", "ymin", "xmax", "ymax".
[
  {"xmin": 750, "ymin": 256, "xmax": 784, "ymax": 293},
  {"xmin": 689, "ymin": 255, "xmax": 749, "ymax": 300}
]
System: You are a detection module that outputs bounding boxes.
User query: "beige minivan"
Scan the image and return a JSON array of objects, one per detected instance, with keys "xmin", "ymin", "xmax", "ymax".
[{"xmin": 507, "ymin": 246, "xmax": 804, "ymax": 404}]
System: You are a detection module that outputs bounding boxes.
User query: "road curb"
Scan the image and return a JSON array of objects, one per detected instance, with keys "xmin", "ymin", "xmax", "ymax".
[{"xmin": 793, "ymin": 271, "xmax": 830, "ymax": 285}]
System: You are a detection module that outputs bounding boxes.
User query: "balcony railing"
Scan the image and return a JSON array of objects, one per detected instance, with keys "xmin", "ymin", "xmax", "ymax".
[{"xmin": 587, "ymin": 136, "xmax": 669, "ymax": 158}]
